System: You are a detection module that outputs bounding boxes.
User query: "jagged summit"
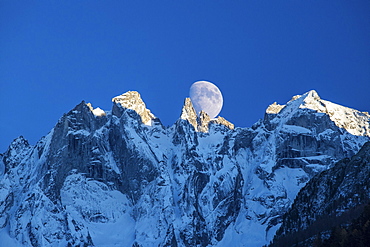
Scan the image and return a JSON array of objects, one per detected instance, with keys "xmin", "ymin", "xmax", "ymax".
[
  {"xmin": 5, "ymin": 136, "xmax": 30, "ymax": 153},
  {"xmin": 302, "ymin": 89, "xmax": 320, "ymax": 100},
  {"xmin": 297, "ymin": 89, "xmax": 324, "ymax": 110},
  {"xmin": 210, "ymin": 116, "xmax": 234, "ymax": 130},
  {"xmin": 290, "ymin": 89, "xmax": 320, "ymax": 103},
  {"xmin": 266, "ymin": 90, "xmax": 320, "ymax": 115},
  {"xmin": 0, "ymin": 89, "xmax": 369, "ymax": 246},
  {"xmin": 76, "ymin": 92, "xmax": 233, "ymax": 131},
  {"xmin": 197, "ymin": 110, "xmax": 211, "ymax": 132},
  {"xmin": 2, "ymin": 136, "xmax": 31, "ymax": 173},
  {"xmin": 180, "ymin": 97, "xmax": 198, "ymax": 129},
  {"xmin": 112, "ymin": 91, "xmax": 155, "ymax": 125},
  {"xmin": 179, "ymin": 97, "xmax": 234, "ymax": 132},
  {"xmin": 266, "ymin": 102, "xmax": 285, "ymax": 114},
  {"xmin": 266, "ymin": 90, "xmax": 370, "ymax": 137}
]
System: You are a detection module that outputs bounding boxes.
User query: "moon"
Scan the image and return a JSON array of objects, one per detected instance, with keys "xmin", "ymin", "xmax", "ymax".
[{"xmin": 189, "ymin": 81, "xmax": 223, "ymax": 119}]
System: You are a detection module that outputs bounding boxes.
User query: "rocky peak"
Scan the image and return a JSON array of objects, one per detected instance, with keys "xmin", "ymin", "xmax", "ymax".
[
  {"xmin": 298, "ymin": 90, "xmax": 325, "ymax": 111},
  {"xmin": 180, "ymin": 98, "xmax": 234, "ymax": 132},
  {"xmin": 303, "ymin": 89, "xmax": 320, "ymax": 100},
  {"xmin": 282, "ymin": 90, "xmax": 322, "ymax": 111},
  {"xmin": 266, "ymin": 90, "xmax": 370, "ymax": 137},
  {"xmin": 210, "ymin": 116, "xmax": 235, "ymax": 130},
  {"xmin": 112, "ymin": 91, "xmax": 155, "ymax": 125},
  {"xmin": 3, "ymin": 136, "xmax": 31, "ymax": 172},
  {"xmin": 180, "ymin": 97, "xmax": 198, "ymax": 130},
  {"xmin": 197, "ymin": 110, "xmax": 211, "ymax": 132},
  {"xmin": 266, "ymin": 102, "xmax": 286, "ymax": 114},
  {"xmin": 1, "ymin": 89, "xmax": 369, "ymax": 247},
  {"xmin": 297, "ymin": 90, "xmax": 370, "ymax": 136},
  {"xmin": 264, "ymin": 90, "xmax": 320, "ymax": 117},
  {"xmin": 6, "ymin": 136, "xmax": 30, "ymax": 155}
]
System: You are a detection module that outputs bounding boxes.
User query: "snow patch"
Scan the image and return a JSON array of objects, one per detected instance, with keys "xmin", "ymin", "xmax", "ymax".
[
  {"xmin": 61, "ymin": 173, "xmax": 135, "ymax": 246},
  {"xmin": 282, "ymin": 124, "xmax": 311, "ymax": 134},
  {"xmin": 92, "ymin": 107, "xmax": 106, "ymax": 117},
  {"xmin": 67, "ymin": 129, "xmax": 90, "ymax": 136}
]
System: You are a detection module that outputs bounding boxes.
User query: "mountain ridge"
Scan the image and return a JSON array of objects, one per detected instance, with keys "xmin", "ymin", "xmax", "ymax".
[{"xmin": 1, "ymin": 90, "xmax": 369, "ymax": 246}]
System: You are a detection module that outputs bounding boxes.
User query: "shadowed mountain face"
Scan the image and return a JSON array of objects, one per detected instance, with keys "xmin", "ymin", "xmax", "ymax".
[
  {"xmin": 0, "ymin": 90, "xmax": 369, "ymax": 247},
  {"xmin": 271, "ymin": 141, "xmax": 370, "ymax": 247}
]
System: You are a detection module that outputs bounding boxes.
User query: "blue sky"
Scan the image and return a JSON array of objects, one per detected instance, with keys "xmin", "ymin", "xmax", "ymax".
[{"xmin": 1, "ymin": 1, "xmax": 369, "ymax": 152}]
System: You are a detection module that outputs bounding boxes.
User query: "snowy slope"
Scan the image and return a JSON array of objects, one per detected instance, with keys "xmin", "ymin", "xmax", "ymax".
[
  {"xmin": 271, "ymin": 141, "xmax": 370, "ymax": 247},
  {"xmin": 0, "ymin": 90, "xmax": 369, "ymax": 247}
]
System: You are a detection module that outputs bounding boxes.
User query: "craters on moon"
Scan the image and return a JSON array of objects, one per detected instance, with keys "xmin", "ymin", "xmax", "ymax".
[{"xmin": 189, "ymin": 81, "xmax": 223, "ymax": 119}]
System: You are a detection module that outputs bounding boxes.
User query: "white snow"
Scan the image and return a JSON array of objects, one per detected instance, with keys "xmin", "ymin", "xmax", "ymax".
[
  {"xmin": 67, "ymin": 129, "xmax": 90, "ymax": 136},
  {"xmin": 0, "ymin": 226, "xmax": 19, "ymax": 247},
  {"xmin": 61, "ymin": 173, "xmax": 135, "ymax": 246},
  {"xmin": 281, "ymin": 124, "xmax": 311, "ymax": 134},
  {"xmin": 295, "ymin": 90, "xmax": 370, "ymax": 137},
  {"xmin": 1, "ymin": 89, "xmax": 369, "ymax": 247},
  {"xmin": 92, "ymin": 107, "xmax": 106, "ymax": 117},
  {"xmin": 274, "ymin": 167, "xmax": 308, "ymax": 202}
]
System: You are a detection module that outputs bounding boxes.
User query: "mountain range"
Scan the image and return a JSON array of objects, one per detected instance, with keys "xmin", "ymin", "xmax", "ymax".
[{"xmin": 1, "ymin": 90, "xmax": 369, "ymax": 246}]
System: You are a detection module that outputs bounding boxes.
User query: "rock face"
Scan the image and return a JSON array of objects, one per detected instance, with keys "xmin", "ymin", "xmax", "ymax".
[
  {"xmin": 271, "ymin": 141, "xmax": 370, "ymax": 247},
  {"xmin": 112, "ymin": 91, "xmax": 155, "ymax": 125},
  {"xmin": 180, "ymin": 97, "xmax": 198, "ymax": 130},
  {"xmin": 180, "ymin": 97, "xmax": 234, "ymax": 132},
  {"xmin": 0, "ymin": 90, "xmax": 369, "ymax": 247},
  {"xmin": 211, "ymin": 116, "xmax": 234, "ymax": 130},
  {"xmin": 266, "ymin": 102, "xmax": 285, "ymax": 114}
]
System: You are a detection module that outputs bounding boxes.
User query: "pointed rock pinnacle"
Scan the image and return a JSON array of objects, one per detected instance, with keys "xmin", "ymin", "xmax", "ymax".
[{"xmin": 112, "ymin": 91, "xmax": 155, "ymax": 125}]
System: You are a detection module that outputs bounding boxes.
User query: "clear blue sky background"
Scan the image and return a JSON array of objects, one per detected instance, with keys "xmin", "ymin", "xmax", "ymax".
[{"xmin": 1, "ymin": 1, "xmax": 369, "ymax": 152}]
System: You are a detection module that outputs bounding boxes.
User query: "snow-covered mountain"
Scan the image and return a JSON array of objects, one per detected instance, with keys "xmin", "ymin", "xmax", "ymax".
[
  {"xmin": 271, "ymin": 141, "xmax": 370, "ymax": 246},
  {"xmin": 0, "ymin": 90, "xmax": 369, "ymax": 246}
]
